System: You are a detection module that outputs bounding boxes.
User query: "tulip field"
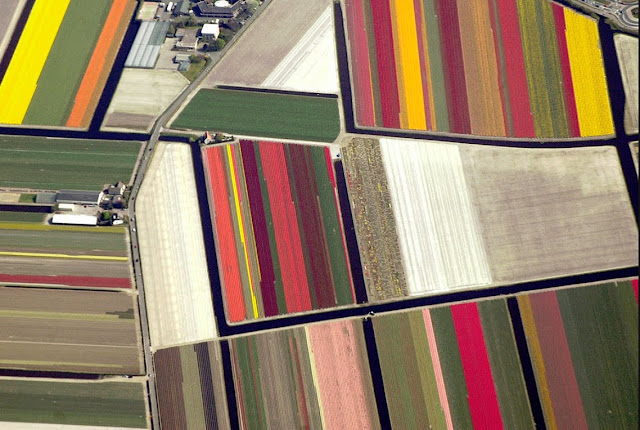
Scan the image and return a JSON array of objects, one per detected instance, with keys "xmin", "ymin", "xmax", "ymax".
[
  {"xmin": 344, "ymin": 0, "xmax": 613, "ymax": 138},
  {"xmin": 0, "ymin": 0, "xmax": 136, "ymax": 128},
  {"xmin": 519, "ymin": 280, "xmax": 638, "ymax": 429},
  {"xmin": 152, "ymin": 278, "xmax": 637, "ymax": 429},
  {"xmin": 373, "ymin": 300, "xmax": 534, "ymax": 429},
  {"xmin": 203, "ymin": 141, "xmax": 355, "ymax": 322}
]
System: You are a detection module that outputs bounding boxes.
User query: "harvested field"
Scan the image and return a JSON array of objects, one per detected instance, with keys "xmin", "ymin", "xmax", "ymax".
[
  {"xmin": 0, "ymin": 286, "xmax": 143, "ymax": 374},
  {"xmin": 262, "ymin": 6, "xmax": 339, "ymax": 94},
  {"xmin": 0, "ymin": 0, "xmax": 25, "ymax": 62},
  {"xmin": 137, "ymin": 142, "xmax": 216, "ymax": 349},
  {"xmin": 0, "ymin": 379, "xmax": 148, "ymax": 428},
  {"xmin": 103, "ymin": 69, "xmax": 189, "ymax": 131},
  {"xmin": 204, "ymin": 141, "xmax": 354, "ymax": 322},
  {"xmin": 519, "ymin": 280, "xmax": 638, "ymax": 429},
  {"xmin": 372, "ymin": 300, "xmax": 533, "ymax": 429},
  {"xmin": 172, "ymin": 89, "xmax": 341, "ymax": 142},
  {"xmin": 461, "ymin": 145, "xmax": 638, "ymax": 283},
  {"xmin": 154, "ymin": 343, "xmax": 230, "ymax": 430},
  {"xmin": 0, "ymin": 135, "xmax": 141, "ymax": 191},
  {"xmin": 202, "ymin": 0, "xmax": 329, "ymax": 88},
  {"xmin": 344, "ymin": 0, "xmax": 613, "ymax": 138},
  {"xmin": 615, "ymin": 34, "xmax": 638, "ymax": 134},
  {"xmin": 343, "ymin": 137, "xmax": 637, "ymax": 299},
  {"xmin": 104, "ymin": 112, "xmax": 156, "ymax": 131}
]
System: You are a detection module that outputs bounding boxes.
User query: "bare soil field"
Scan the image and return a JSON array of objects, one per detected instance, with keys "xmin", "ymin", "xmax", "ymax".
[
  {"xmin": 615, "ymin": 34, "xmax": 639, "ymax": 134},
  {"xmin": 0, "ymin": 256, "xmax": 130, "ymax": 279},
  {"xmin": 461, "ymin": 145, "xmax": 638, "ymax": 283},
  {"xmin": 0, "ymin": 287, "xmax": 143, "ymax": 374},
  {"xmin": 103, "ymin": 69, "xmax": 189, "ymax": 132},
  {"xmin": 262, "ymin": 6, "xmax": 339, "ymax": 93},
  {"xmin": 202, "ymin": 0, "xmax": 329, "ymax": 88},
  {"xmin": 137, "ymin": 142, "xmax": 216, "ymax": 349},
  {"xmin": 0, "ymin": 0, "xmax": 24, "ymax": 63}
]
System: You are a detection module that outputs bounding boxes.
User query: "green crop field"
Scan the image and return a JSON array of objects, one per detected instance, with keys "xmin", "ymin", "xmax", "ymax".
[
  {"xmin": 0, "ymin": 227, "xmax": 127, "ymax": 253},
  {"xmin": 23, "ymin": 0, "xmax": 112, "ymax": 126},
  {"xmin": 0, "ymin": 135, "xmax": 142, "ymax": 190},
  {"xmin": 0, "ymin": 379, "xmax": 148, "ymax": 428},
  {"xmin": 172, "ymin": 88, "xmax": 341, "ymax": 142},
  {"xmin": 0, "ymin": 212, "xmax": 46, "ymax": 223}
]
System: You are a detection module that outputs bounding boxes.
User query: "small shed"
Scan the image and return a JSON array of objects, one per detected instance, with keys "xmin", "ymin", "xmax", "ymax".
[
  {"xmin": 174, "ymin": 53, "xmax": 191, "ymax": 63},
  {"xmin": 178, "ymin": 61, "xmax": 191, "ymax": 71}
]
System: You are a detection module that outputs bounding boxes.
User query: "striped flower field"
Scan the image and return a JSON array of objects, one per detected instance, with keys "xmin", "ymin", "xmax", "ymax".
[
  {"xmin": 345, "ymin": 0, "xmax": 613, "ymax": 138},
  {"xmin": 372, "ymin": 300, "xmax": 534, "ymax": 429},
  {"xmin": 519, "ymin": 280, "xmax": 638, "ymax": 429},
  {"xmin": 0, "ymin": 0, "xmax": 136, "ymax": 128},
  {"xmin": 203, "ymin": 141, "xmax": 355, "ymax": 323}
]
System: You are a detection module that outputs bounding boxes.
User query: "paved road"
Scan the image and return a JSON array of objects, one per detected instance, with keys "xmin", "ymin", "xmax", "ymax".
[{"xmin": 126, "ymin": 4, "xmax": 278, "ymax": 428}]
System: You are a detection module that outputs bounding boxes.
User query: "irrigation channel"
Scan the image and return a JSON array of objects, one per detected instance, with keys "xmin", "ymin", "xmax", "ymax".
[{"xmin": 0, "ymin": 2, "xmax": 637, "ymax": 429}]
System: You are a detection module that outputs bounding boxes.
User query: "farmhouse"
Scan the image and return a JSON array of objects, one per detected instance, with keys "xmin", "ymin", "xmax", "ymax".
[
  {"xmin": 195, "ymin": 0, "xmax": 244, "ymax": 18},
  {"xmin": 174, "ymin": 27, "xmax": 199, "ymax": 50},
  {"xmin": 56, "ymin": 190, "xmax": 102, "ymax": 206}
]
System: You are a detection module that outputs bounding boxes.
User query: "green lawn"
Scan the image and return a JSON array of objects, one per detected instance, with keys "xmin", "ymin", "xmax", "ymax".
[
  {"xmin": 0, "ymin": 380, "xmax": 148, "ymax": 428},
  {"xmin": 23, "ymin": 0, "xmax": 112, "ymax": 126},
  {"xmin": 172, "ymin": 88, "xmax": 341, "ymax": 142},
  {"xmin": 0, "ymin": 135, "xmax": 142, "ymax": 190},
  {"xmin": 181, "ymin": 58, "xmax": 210, "ymax": 82},
  {"xmin": 18, "ymin": 193, "xmax": 36, "ymax": 203}
]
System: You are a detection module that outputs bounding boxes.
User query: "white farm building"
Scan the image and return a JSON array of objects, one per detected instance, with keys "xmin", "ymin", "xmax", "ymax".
[{"xmin": 51, "ymin": 214, "xmax": 98, "ymax": 226}]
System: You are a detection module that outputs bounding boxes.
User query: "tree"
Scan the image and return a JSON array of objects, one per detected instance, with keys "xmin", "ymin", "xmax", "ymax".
[
  {"xmin": 246, "ymin": 0, "xmax": 259, "ymax": 14},
  {"xmin": 214, "ymin": 38, "xmax": 226, "ymax": 51}
]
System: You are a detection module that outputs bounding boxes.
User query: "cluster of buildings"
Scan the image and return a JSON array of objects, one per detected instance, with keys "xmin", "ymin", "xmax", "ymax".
[{"xmin": 37, "ymin": 183, "xmax": 128, "ymax": 226}]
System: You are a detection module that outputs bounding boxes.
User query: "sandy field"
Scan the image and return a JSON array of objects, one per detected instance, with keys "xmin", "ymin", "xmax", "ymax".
[
  {"xmin": 461, "ymin": 145, "xmax": 638, "ymax": 283},
  {"xmin": 137, "ymin": 143, "xmax": 217, "ymax": 349},
  {"xmin": 262, "ymin": 6, "xmax": 339, "ymax": 93},
  {"xmin": 0, "ymin": 192, "xmax": 20, "ymax": 203},
  {"xmin": 379, "ymin": 138, "xmax": 491, "ymax": 294},
  {"xmin": 615, "ymin": 34, "xmax": 639, "ymax": 134},
  {"xmin": 104, "ymin": 68, "xmax": 189, "ymax": 131},
  {"xmin": 0, "ymin": 0, "xmax": 24, "ymax": 63},
  {"xmin": 0, "ymin": 287, "xmax": 143, "ymax": 374},
  {"xmin": 202, "ymin": 0, "xmax": 329, "ymax": 88}
]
